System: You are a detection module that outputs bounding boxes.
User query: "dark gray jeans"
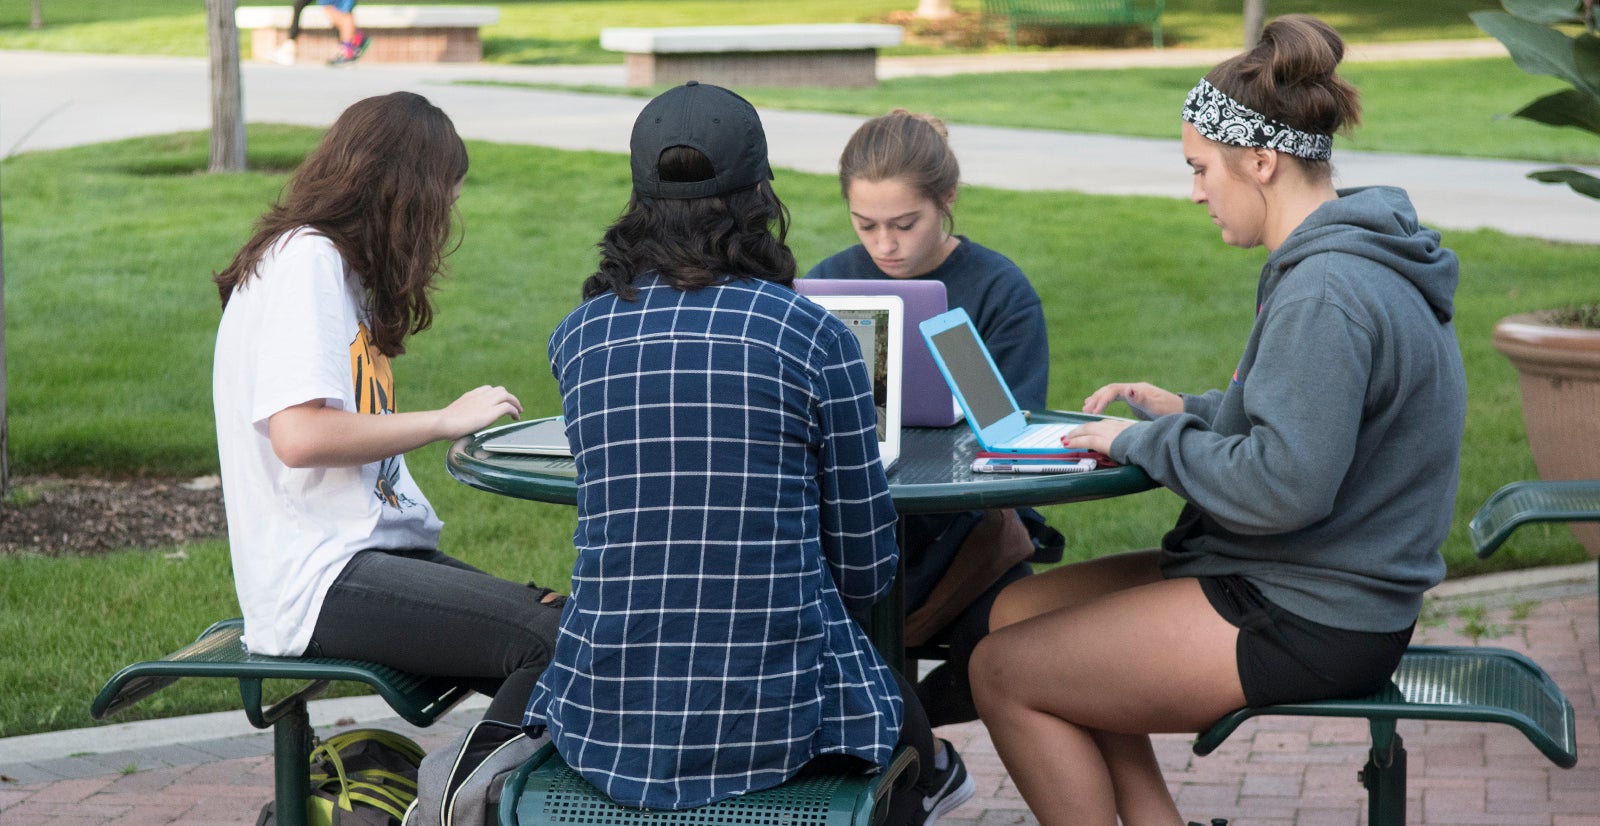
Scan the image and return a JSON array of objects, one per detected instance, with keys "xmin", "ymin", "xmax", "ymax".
[{"xmin": 308, "ymin": 548, "xmax": 563, "ymax": 725}]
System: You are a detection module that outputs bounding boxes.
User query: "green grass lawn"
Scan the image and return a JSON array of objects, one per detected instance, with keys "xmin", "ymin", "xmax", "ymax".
[
  {"xmin": 1, "ymin": 126, "xmax": 1594, "ymax": 737},
  {"xmin": 0, "ymin": 0, "xmax": 1505, "ymax": 61},
  {"xmin": 528, "ymin": 58, "xmax": 1598, "ymax": 166}
]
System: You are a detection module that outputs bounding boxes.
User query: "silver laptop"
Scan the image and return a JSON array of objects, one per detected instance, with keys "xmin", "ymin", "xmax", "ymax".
[
  {"xmin": 809, "ymin": 293, "xmax": 904, "ymax": 471},
  {"xmin": 481, "ymin": 417, "xmax": 570, "ymax": 456},
  {"xmin": 921, "ymin": 308, "xmax": 1077, "ymax": 455}
]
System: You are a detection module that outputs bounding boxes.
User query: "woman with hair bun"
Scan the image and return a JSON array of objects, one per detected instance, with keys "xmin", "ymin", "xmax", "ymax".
[{"xmin": 970, "ymin": 16, "xmax": 1466, "ymax": 825}]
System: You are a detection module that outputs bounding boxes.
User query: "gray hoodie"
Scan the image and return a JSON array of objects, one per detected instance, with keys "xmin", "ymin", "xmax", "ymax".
[{"xmin": 1112, "ymin": 186, "xmax": 1467, "ymax": 633}]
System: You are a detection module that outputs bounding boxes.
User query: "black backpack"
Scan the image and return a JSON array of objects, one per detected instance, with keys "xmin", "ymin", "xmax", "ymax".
[{"xmin": 258, "ymin": 728, "xmax": 426, "ymax": 826}]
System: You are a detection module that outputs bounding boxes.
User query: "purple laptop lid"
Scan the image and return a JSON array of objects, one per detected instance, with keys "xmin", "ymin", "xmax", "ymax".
[{"xmin": 797, "ymin": 278, "xmax": 959, "ymax": 427}]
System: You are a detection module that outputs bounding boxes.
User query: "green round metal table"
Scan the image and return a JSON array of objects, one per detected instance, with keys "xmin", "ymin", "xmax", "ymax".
[
  {"xmin": 447, "ymin": 409, "xmax": 1158, "ymax": 665},
  {"xmin": 448, "ymin": 410, "xmax": 1155, "ymax": 513}
]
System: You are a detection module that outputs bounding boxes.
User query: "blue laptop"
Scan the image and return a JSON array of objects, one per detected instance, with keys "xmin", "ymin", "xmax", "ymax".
[{"xmin": 920, "ymin": 308, "xmax": 1080, "ymax": 454}]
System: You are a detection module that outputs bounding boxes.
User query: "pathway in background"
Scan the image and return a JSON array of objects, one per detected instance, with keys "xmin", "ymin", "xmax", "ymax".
[{"xmin": 2, "ymin": 41, "xmax": 1595, "ymax": 245}]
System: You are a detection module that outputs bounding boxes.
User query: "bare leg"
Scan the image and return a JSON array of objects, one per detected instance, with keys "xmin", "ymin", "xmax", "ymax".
[
  {"xmin": 904, "ymin": 508, "xmax": 1033, "ymax": 646},
  {"xmin": 324, "ymin": 7, "xmax": 358, "ymax": 44},
  {"xmin": 972, "ymin": 551, "xmax": 1245, "ymax": 826}
]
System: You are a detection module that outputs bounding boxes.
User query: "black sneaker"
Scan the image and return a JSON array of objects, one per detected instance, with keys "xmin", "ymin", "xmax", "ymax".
[{"xmin": 917, "ymin": 739, "xmax": 975, "ymax": 826}]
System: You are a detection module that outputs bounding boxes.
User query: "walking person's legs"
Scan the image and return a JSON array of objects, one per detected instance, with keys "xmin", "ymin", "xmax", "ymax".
[
  {"xmin": 271, "ymin": 0, "xmax": 316, "ymax": 64},
  {"xmin": 318, "ymin": 0, "xmax": 369, "ymax": 64}
]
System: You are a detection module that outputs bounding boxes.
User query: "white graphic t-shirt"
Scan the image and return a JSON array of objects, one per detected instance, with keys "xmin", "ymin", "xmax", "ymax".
[{"xmin": 213, "ymin": 229, "xmax": 443, "ymax": 656}]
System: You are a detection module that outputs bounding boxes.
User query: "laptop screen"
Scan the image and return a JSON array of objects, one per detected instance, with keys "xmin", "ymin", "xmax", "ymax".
[
  {"xmin": 808, "ymin": 294, "xmax": 903, "ymax": 470},
  {"xmin": 929, "ymin": 322, "xmax": 1016, "ymax": 430},
  {"xmin": 795, "ymin": 278, "xmax": 956, "ymax": 427},
  {"xmin": 834, "ymin": 308, "xmax": 892, "ymax": 439}
]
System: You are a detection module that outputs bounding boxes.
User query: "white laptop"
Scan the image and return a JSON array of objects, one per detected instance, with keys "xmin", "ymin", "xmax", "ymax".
[
  {"xmin": 809, "ymin": 293, "xmax": 904, "ymax": 471},
  {"xmin": 921, "ymin": 307, "xmax": 1078, "ymax": 455},
  {"xmin": 795, "ymin": 278, "xmax": 958, "ymax": 427}
]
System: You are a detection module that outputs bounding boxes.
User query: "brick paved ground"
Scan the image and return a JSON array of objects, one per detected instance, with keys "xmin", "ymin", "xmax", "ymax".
[{"xmin": 3, "ymin": 568, "xmax": 1595, "ymax": 825}]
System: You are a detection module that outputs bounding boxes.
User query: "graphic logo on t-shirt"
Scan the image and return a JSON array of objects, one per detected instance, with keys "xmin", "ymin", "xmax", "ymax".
[
  {"xmin": 351, "ymin": 323, "xmax": 395, "ymax": 416},
  {"xmin": 350, "ymin": 324, "xmax": 419, "ymax": 511}
]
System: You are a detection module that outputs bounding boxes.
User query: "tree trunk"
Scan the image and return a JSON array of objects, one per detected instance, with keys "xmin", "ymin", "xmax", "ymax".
[
  {"xmin": 206, "ymin": 0, "xmax": 247, "ymax": 173},
  {"xmin": 1, "ymin": 188, "xmax": 8, "ymax": 498},
  {"xmin": 29, "ymin": 0, "xmax": 41, "ymax": 29},
  {"xmin": 914, "ymin": 0, "xmax": 956, "ymax": 20},
  {"xmin": 1243, "ymin": 0, "xmax": 1267, "ymax": 48}
]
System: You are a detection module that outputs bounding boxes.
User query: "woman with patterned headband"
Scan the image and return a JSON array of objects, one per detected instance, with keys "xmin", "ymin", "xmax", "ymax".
[{"xmin": 970, "ymin": 15, "xmax": 1467, "ymax": 826}]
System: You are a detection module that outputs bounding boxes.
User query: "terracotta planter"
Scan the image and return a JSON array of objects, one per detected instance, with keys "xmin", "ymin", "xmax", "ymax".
[{"xmin": 1492, "ymin": 311, "xmax": 1600, "ymax": 556}]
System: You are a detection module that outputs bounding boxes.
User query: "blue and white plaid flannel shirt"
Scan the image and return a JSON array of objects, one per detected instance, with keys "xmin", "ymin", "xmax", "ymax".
[{"xmin": 526, "ymin": 275, "xmax": 903, "ymax": 810}]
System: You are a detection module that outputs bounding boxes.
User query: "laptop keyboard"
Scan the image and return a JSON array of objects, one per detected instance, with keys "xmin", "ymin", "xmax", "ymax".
[{"xmin": 1008, "ymin": 424, "xmax": 1076, "ymax": 449}]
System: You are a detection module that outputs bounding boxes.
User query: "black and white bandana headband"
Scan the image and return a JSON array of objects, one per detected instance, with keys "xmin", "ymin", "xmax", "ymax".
[{"xmin": 1181, "ymin": 78, "xmax": 1333, "ymax": 161}]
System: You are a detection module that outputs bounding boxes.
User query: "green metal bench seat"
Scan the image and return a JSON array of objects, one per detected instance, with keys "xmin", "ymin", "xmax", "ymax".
[
  {"xmin": 982, "ymin": 0, "xmax": 1165, "ymax": 49},
  {"xmin": 500, "ymin": 743, "xmax": 919, "ymax": 826},
  {"xmin": 1195, "ymin": 645, "xmax": 1576, "ymax": 825},
  {"xmin": 92, "ymin": 618, "xmax": 470, "ymax": 826}
]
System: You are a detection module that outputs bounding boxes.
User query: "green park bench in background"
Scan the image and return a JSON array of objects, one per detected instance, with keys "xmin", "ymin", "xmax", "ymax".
[{"xmin": 982, "ymin": 0, "xmax": 1166, "ymax": 49}]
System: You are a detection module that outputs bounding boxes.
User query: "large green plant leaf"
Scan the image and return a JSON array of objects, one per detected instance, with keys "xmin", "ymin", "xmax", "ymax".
[
  {"xmin": 1517, "ymin": 88, "xmax": 1600, "ymax": 134},
  {"xmin": 1529, "ymin": 167, "xmax": 1600, "ymax": 199},
  {"xmin": 1502, "ymin": 0, "xmax": 1583, "ymax": 25},
  {"xmin": 1473, "ymin": 10, "xmax": 1600, "ymax": 97},
  {"xmin": 1577, "ymin": 32, "xmax": 1600, "ymax": 90}
]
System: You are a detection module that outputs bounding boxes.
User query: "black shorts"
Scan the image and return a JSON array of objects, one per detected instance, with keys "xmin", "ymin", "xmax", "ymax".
[{"xmin": 1200, "ymin": 575, "xmax": 1413, "ymax": 708}]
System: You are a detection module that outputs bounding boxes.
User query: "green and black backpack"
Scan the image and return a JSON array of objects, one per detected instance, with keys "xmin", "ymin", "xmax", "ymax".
[{"xmin": 258, "ymin": 728, "xmax": 426, "ymax": 826}]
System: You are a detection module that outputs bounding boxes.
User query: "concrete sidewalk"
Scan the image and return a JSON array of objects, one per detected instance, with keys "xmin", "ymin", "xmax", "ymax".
[
  {"xmin": 2, "ymin": 562, "xmax": 1595, "ymax": 825},
  {"xmin": 2, "ymin": 43, "xmax": 1597, "ymax": 245}
]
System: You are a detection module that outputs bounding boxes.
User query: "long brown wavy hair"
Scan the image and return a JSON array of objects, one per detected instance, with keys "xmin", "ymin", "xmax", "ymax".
[{"xmin": 213, "ymin": 91, "xmax": 468, "ymax": 357}]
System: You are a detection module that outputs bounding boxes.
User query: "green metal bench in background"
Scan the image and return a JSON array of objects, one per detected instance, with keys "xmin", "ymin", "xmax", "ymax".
[
  {"xmin": 1471, "ymin": 476, "xmax": 1600, "ymax": 648},
  {"xmin": 1191, "ymin": 488, "xmax": 1589, "ymax": 826},
  {"xmin": 500, "ymin": 742, "xmax": 918, "ymax": 826},
  {"xmin": 1470, "ymin": 478, "xmax": 1600, "ymax": 560},
  {"xmin": 981, "ymin": 0, "xmax": 1165, "ymax": 49},
  {"xmin": 91, "ymin": 618, "xmax": 470, "ymax": 826}
]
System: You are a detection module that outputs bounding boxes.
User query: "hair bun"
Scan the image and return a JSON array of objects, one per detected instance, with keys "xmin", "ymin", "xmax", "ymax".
[
  {"xmin": 1262, "ymin": 14, "xmax": 1344, "ymax": 87},
  {"xmin": 1206, "ymin": 14, "xmax": 1361, "ymax": 141}
]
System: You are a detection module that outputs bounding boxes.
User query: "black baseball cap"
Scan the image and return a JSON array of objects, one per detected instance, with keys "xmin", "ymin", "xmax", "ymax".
[{"xmin": 630, "ymin": 81, "xmax": 774, "ymax": 199}]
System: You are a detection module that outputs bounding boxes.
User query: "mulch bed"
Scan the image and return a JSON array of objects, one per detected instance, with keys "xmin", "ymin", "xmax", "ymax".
[{"xmin": 0, "ymin": 474, "xmax": 227, "ymax": 557}]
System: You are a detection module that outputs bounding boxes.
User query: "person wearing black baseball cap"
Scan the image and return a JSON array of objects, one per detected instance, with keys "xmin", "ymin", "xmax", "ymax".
[{"xmin": 524, "ymin": 82, "xmax": 964, "ymax": 826}]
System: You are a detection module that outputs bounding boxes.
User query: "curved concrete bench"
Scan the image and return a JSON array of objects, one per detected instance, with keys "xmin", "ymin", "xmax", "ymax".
[
  {"xmin": 600, "ymin": 24, "xmax": 904, "ymax": 88},
  {"xmin": 236, "ymin": 4, "xmax": 500, "ymax": 64}
]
